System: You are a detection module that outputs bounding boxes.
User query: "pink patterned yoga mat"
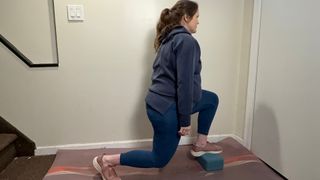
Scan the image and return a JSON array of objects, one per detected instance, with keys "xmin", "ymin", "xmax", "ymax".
[{"xmin": 43, "ymin": 137, "xmax": 284, "ymax": 180}]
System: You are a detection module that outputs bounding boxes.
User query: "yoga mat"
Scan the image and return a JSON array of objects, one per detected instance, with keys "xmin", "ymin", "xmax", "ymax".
[{"xmin": 43, "ymin": 137, "xmax": 284, "ymax": 180}]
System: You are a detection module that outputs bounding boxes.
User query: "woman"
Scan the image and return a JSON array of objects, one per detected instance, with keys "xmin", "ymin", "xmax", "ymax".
[{"xmin": 93, "ymin": 1, "xmax": 222, "ymax": 179}]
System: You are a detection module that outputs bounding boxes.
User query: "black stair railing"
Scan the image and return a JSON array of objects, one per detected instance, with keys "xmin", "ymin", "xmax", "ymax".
[
  {"xmin": 0, "ymin": 0, "xmax": 59, "ymax": 68},
  {"xmin": 0, "ymin": 34, "xmax": 59, "ymax": 68}
]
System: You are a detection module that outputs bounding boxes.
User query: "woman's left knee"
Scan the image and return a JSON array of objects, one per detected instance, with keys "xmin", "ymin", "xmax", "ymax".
[
  {"xmin": 154, "ymin": 158, "xmax": 170, "ymax": 168},
  {"xmin": 202, "ymin": 90, "xmax": 219, "ymax": 105}
]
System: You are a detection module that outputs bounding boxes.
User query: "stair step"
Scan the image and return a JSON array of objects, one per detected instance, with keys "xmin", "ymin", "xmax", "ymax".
[
  {"xmin": 0, "ymin": 143, "xmax": 16, "ymax": 174},
  {"xmin": 0, "ymin": 134, "xmax": 18, "ymax": 172},
  {"xmin": 0, "ymin": 117, "xmax": 36, "ymax": 157},
  {"xmin": 0, "ymin": 134, "xmax": 17, "ymax": 152},
  {"xmin": 0, "ymin": 155, "xmax": 55, "ymax": 180}
]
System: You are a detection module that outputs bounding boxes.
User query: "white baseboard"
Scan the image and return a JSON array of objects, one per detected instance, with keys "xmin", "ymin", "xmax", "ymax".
[{"xmin": 35, "ymin": 134, "xmax": 244, "ymax": 156}]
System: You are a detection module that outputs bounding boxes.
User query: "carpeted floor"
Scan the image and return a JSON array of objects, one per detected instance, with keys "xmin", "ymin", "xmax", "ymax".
[
  {"xmin": 0, "ymin": 155, "xmax": 56, "ymax": 180},
  {"xmin": 43, "ymin": 137, "xmax": 285, "ymax": 180}
]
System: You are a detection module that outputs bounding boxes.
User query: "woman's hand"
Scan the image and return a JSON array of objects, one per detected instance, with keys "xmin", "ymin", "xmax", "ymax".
[{"xmin": 178, "ymin": 125, "xmax": 191, "ymax": 136}]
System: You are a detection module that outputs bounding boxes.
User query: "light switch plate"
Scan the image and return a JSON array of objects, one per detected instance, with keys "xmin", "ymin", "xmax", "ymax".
[{"xmin": 67, "ymin": 5, "xmax": 84, "ymax": 21}]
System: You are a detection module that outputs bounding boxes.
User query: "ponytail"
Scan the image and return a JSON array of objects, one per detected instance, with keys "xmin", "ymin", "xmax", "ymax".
[{"xmin": 154, "ymin": 0, "xmax": 198, "ymax": 51}]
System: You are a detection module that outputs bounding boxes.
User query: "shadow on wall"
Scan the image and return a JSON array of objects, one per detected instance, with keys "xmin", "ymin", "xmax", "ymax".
[
  {"xmin": 130, "ymin": 29, "xmax": 156, "ymax": 140},
  {"xmin": 252, "ymin": 103, "xmax": 282, "ymax": 172}
]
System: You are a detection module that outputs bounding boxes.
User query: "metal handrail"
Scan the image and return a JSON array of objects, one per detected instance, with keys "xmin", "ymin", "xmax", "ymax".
[{"xmin": 0, "ymin": 34, "xmax": 59, "ymax": 68}]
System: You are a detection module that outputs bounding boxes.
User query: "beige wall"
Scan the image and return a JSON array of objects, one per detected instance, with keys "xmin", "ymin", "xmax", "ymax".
[
  {"xmin": 251, "ymin": 0, "xmax": 320, "ymax": 179},
  {"xmin": 0, "ymin": 0, "xmax": 252, "ymax": 147},
  {"xmin": 0, "ymin": 0, "xmax": 57, "ymax": 63}
]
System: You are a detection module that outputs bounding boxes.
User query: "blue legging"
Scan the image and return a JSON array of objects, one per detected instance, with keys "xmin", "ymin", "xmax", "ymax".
[{"xmin": 120, "ymin": 90, "xmax": 219, "ymax": 168}]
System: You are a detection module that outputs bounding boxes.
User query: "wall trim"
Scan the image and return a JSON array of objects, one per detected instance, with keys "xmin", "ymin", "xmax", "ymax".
[
  {"xmin": 244, "ymin": 0, "xmax": 262, "ymax": 150},
  {"xmin": 35, "ymin": 134, "xmax": 244, "ymax": 155}
]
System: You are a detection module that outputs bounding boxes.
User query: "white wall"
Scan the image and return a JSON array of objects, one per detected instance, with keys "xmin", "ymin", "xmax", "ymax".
[
  {"xmin": 251, "ymin": 0, "xmax": 320, "ymax": 179},
  {"xmin": 0, "ymin": 0, "xmax": 252, "ymax": 147}
]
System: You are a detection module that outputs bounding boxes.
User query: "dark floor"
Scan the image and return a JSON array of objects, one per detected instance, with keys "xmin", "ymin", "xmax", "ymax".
[{"xmin": 0, "ymin": 155, "xmax": 55, "ymax": 180}]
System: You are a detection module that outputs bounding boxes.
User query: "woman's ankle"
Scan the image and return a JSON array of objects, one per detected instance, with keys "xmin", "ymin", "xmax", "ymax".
[
  {"xmin": 194, "ymin": 141, "xmax": 207, "ymax": 147},
  {"xmin": 102, "ymin": 154, "xmax": 120, "ymax": 166},
  {"xmin": 194, "ymin": 134, "xmax": 208, "ymax": 147}
]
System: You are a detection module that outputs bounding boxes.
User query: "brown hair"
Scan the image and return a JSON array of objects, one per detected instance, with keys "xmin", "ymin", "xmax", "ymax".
[{"xmin": 154, "ymin": 0, "xmax": 198, "ymax": 51}]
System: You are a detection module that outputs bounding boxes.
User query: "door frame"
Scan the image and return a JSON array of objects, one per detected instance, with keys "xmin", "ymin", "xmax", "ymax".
[{"xmin": 244, "ymin": 0, "xmax": 262, "ymax": 149}]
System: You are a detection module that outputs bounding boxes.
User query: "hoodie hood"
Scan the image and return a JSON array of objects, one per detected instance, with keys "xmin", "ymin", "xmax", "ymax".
[{"xmin": 161, "ymin": 26, "xmax": 191, "ymax": 44}]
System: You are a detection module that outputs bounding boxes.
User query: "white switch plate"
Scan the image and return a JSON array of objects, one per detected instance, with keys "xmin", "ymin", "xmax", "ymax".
[{"xmin": 67, "ymin": 5, "xmax": 84, "ymax": 21}]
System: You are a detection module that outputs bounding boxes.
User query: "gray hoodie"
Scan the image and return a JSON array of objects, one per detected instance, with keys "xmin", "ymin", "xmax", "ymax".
[{"xmin": 145, "ymin": 26, "xmax": 202, "ymax": 127}]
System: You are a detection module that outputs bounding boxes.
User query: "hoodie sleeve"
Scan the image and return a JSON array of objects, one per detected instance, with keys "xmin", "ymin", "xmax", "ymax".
[{"xmin": 174, "ymin": 34, "xmax": 197, "ymax": 127}]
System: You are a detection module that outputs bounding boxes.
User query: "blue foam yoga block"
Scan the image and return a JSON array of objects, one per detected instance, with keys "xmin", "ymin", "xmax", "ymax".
[{"xmin": 197, "ymin": 153, "xmax": 224, "ymax": 171}]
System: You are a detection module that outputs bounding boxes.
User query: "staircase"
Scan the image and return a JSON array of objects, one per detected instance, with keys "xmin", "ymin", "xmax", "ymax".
[
  {"xmin": 0, "ymin": 134, "xmax": 17, "ymax": 171},
  {"xmin": 0, "ymin": 116, "xmax": 55, "ymax": 180}
]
